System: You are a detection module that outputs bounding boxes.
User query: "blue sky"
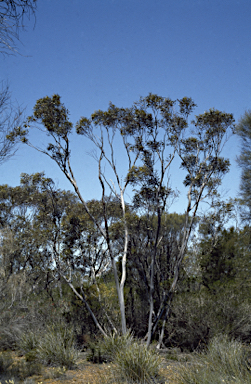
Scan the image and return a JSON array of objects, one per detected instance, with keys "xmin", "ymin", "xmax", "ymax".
[{"xmin": 1, "ymin": 0, "xmax": 251, "ymax": 213}]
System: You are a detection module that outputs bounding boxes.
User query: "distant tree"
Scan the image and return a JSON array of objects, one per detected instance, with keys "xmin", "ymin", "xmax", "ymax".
[
  {"xmin": 236, "ymin": 110, "xmax": 251, "ymax": 221},
  {"xmin": 0, "ymin": 0, "xmax": 37, "ymax": 55}
]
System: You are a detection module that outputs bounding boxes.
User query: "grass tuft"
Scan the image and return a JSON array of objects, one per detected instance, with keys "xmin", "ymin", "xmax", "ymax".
[
  {"xmin": 174, "ymin": 335, "xmax": 251, "ymax": 384},
  {"xmin": 113, "ymin": 341, "xmax": 163, "ymax": 383},
  {"xmin": 36, "ymin": 324, "xmax": 79, "ymax": 368},
  {"xmin": 92, "ymin": 332, "xmax": 164, "ymax": 384}
]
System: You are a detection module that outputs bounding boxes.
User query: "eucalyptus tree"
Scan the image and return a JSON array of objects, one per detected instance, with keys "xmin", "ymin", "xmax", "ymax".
[{"xmin": 10, "ymin": 93, "xmax": 234, "ymax": 344}]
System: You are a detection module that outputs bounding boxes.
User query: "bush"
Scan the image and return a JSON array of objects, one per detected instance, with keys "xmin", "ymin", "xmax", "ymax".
[
  {"xmin": 0, "ymin": 352, "xmax": 13, "ymax": 375},
  {"xmin": 36, "ymin": 324, "xmax": 79, "ymax": 368},
  {"xmin": 0, "ymin": 351, "xmax": 42, "ymax": 383},
  {"xmin": 175, "ymin": 335, "xmax": 251, "ymax": 384},
  {"xmin": 0, "ymin": 323, "xmax": 24, "ymax": 351},
  {"xmin": 87, "ymin": 330, "xmax": 134, "ymax": 364},
  {"xmin": 101, "ymin": 330, "xmax": 134, "ymax": 360},
  {"xmin": 86, "ymin": 330, "xmax": 135, "ymax": 364},
  {"xmin": 92, "ymin": 332, "xmax": 163, "ymax": 383},
  {"xmin": 165, "ymin": 290, "xmax": 251, "ymax": 351},
  {"xmin": 17, "ymin": 330, "xmax": 39, "ymax": 356},
  {"xmin": 10, "ymin": 359, "xmax": 42, "ymax": 381},
  {"xmin": 113, "ymin": 341, "xmax": 163, "ymax": 384}
]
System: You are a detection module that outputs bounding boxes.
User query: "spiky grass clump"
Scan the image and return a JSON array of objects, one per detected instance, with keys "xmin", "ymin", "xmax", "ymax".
[
  {"xmin": 175, "ymin": 335, "xmax": 251, "ymax": 384},
  {"xmin": 87, "ymin": 330, "xmax": 134, "ymax": 364},
  {"xmin": 115, "ymin": 342, "xmax": 162, "ymax": 383},
  {"xmin": 18, "ymin": 330, "xmax": 39, "ymax": 356},
  {"xmin": 101, "ymin": 330, "xmax": 134, "ymax": 362},
  {"xmin": 106, "ymin": 336, "xmax": 163, "ymax": 384},
  {"xmin": 36, "ymin": 324, "xmax": 78, "ymax": 369}
]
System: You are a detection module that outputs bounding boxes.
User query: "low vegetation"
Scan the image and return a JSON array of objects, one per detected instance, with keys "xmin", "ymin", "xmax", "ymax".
[
  {"xmin": 1, "ymin": 332, "xmax": 251, "ymax": 384},
  {"xmin": 174, "ymin": 335, "xmax": 251, "ymax": 384}
]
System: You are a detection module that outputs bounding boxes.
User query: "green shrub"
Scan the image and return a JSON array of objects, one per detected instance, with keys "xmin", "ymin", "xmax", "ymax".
[
  {"xmin": 101, "ymin": 330, "xmax": 134, "ymax": 361},
  {"xmin": 0, "ymin": 352, "xmax": 13, "ymax": 375},
  {"xmin": 0, "ymin": 353, "xmax": 42, "ymax": 383},
  {"xmin": 86, "ymin": 330, "xmax": 134, "ymax": 363},
  {"xmin": 0, "ymin": 323, "xmax": 24, "ymax": 351},
  {"xmin": 86, "ymin": 331, "xmax": 133, "ymax": 364},
  {"xmin": 17, "ymin": 330, "xmax": 39, "ymax": 356},
  {"xmin": 10, "ymin": 359, "xmax": 42, "ymax": 381},
  {"xmin": 86, "ymin": 340, "xmax": 106, "ymax": 364},
  {"xmin": 166, "ymin": 290, "xmax": 251, "ymax": 351},
  {"xmin": 96, "ymin": 333, "xmax": 163, "ymax": 383},
  {"xmin": 113, "ymin": 341, "xmax": 163, "ymax": 383},
  {"xmin": 24, "ymin": 350, "xmax": 37, "ymax": 363},
  {"xmin": 175, "ymin": 335, "xmax": 251, "ymax": 384},
  {"xmin": 36, "ymin": 324, "xmax": 78, "ymax": 368}
]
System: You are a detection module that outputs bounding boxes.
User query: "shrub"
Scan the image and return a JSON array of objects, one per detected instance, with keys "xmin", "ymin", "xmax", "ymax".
[
  {"xmin": 10, "ymin": 359, "xmax": 42, "ymax": 381},
  {"xmin": 165, "ymin": 290, "xmax": 251, "ymax": 351},
  {"xmin": 0, "ymin": 352, "xmax": 42, "ymax": 383},
  {"xmin": 175, "ymin": 335, "xmax": 251, "ymax": 384},
  {"xmin": 87, "ymin": 330, "xmax": 134, "ymax": 364},
  {"xmin": 113, "ymin": 341, "xmax": 163, "ymax": 383},
  {"xmin": 0, "ymin": 323, "xmax": 24, "ymax": 351},
  {"xmin": 101, "ymin": 330, "xmax": 134, "ymax": 360},
  {"xmin": 86, "ymin": 340, "xmax": 106, "ymax": 364},
  {"xmin": 86, "ymin": 330, "xmax": 134, "ymax": 364},
  {"xmin": 36, "ymin": 324, "xmax": 78, "ymax": 368},
  {"xmin": 95, "ymin": 332, "xmax": 163, "ymax": 383},
  {"xmin": 0, "ymin": 352, "xmax": 13, "ymax": 375},
  {"xmin": 17, "ymin": 330, "xmax": 39, "ymax": 356}
]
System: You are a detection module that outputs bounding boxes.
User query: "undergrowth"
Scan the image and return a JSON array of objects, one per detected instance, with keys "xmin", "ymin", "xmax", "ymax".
[{"xmin": 175, "ymin": 335, "xmax": 251, "ymax": 384}]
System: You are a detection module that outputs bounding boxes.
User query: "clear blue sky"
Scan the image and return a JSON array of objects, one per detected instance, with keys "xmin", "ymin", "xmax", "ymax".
[{"xmin": 1, "ymin": 0, "xmax": 251, "ymax": 213}]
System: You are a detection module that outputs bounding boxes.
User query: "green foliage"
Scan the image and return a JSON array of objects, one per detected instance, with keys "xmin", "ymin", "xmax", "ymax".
[
  {"xmin": 4, "ymin": 94, "xmax": 238, "ymax": 349},
  {"xmin": 165, "ymin": 289, "xmax": 251, "ymax": 351},
  {"xmin": 17, "ymin": 324, "xmax": 79, "ymax": 369},
  {"xmin": 199, "ymin": 227, "xmax": 238, "ymax": 291},
  {"xmin": 86, "ymin": 332, "xmax": 163, "ymax": 383},
  {"xmin": 18, "ymin": 331, "xmax": 38, "ymax": 356},
  {"xmin": 175, "ymin": 335, "xmax": 251, "ymax": 384},
  {"xmin": 0, "ymin": 351, "xmax": 42, "ymax": 383},
  {"xmin": 35, "ymin": 324, "xmax": 78, "ymax": 368},
  {"xmin": 111, "ymin": 339, "xmax": 163, "ymax": 383},
  {"xmin": 93, "ymin": 330, "xmax": 134, "ymax": 363},
  {"xmin": 30, "ymin": 94, "xmax": 73, "ymax": 137},
  {"xmin": 9, "ymin": 359, "xmax": 42, "ymax": 381},
  {"xmin": 86, "ymin": 330, "xmax": 133, "ymax": 364},
  {"xmin": 86, "ymin": 340, "xmax": 107, "ymax": 364},
  {"xmin": 0, "ymin": 353, "xmax": 13, "ymax": 375}
]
